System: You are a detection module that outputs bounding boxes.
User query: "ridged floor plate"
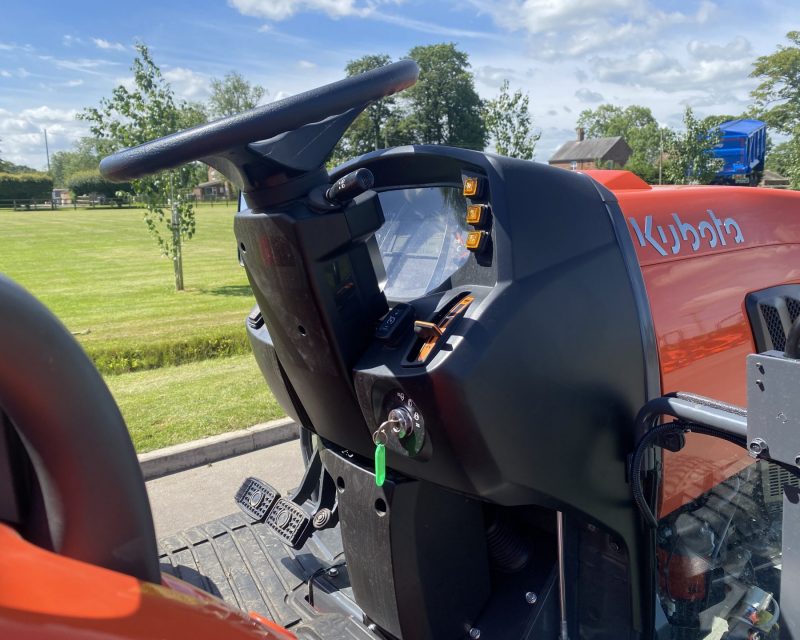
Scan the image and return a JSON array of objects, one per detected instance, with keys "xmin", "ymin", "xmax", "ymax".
[{"xmin": 158, "ymin": 512, "xmax": 373, "ymax": 638}]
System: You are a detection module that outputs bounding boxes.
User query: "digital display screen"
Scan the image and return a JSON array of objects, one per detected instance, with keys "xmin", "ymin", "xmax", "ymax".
[{"xmin": 375, "ymin": 187, "xmax": 471, "ymax": 300}]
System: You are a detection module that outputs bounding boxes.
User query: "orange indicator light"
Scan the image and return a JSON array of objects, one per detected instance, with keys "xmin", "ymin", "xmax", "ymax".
[
  {"xmin": 466, "ymin": 204, "xmax": 487, "ymax": 226},
  {"xmin": 466, "ymin": 230, "xmax": 488, "ymax": 251},
  {"xmin": 463, "ymin": 176, "xmax": 480, "ymax": 197}
]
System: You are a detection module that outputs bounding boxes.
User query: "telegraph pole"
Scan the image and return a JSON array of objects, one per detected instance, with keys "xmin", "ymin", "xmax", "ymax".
[{"xmin": 43, "ymin": 129, "xmax": 51, "ymax": 173}]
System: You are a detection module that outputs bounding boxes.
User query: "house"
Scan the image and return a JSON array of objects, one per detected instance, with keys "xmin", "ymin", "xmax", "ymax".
[
  {"xmin": 193, "ymin": 167, "xmax": 234, "ymax": 201},
  {"xmin": 549, "ymin": 128, "xmax": 632, "ymax": 171}
]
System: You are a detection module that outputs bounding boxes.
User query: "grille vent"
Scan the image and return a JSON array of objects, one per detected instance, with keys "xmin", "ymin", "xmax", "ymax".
[
  {"xmin": 746, "ymin": 286, "xmax": 800, "ymax": 353},
  {"xmin": 766, "ymin": 464, "xmax": 799, "ymax": 499}
]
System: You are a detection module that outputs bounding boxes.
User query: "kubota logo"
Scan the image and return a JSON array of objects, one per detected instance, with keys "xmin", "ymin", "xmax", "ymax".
[{"xmin": 628, "ymin": 210, "xmax": 744, "ymax": 257}]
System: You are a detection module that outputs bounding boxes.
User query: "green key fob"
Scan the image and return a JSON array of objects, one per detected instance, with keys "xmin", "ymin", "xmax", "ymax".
[{"xmin": 375, "ymin": 442, "xmax": 386, "ymax": 487}]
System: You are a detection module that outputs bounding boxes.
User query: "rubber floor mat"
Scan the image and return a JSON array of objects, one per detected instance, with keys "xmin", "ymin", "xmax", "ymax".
[{"xmin": 158, "ymin": 511, "xmax": 373, "ymax": 638}]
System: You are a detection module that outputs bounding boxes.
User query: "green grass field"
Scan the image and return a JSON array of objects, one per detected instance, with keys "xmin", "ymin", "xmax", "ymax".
[
  {"xmin": 0, "ymin": 203, "xmax": 287, "ymax": 452},
  {"xmin": 0, "ymin": 203, "xmax": 251, "ymax": 367}
]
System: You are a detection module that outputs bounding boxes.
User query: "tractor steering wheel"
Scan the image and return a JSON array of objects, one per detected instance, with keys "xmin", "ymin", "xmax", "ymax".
[
  {"xmin": 0, "ymin": 275, "xmax": 160, "ymax": 583},
  {"xmin": 100, "ymin": 60, "xmax": 419, "ymax": 183}
]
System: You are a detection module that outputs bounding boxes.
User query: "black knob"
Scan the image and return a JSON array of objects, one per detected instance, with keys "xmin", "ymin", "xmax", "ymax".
[{"xmin": 325, "ymin": 168, "xmax": 375, "ymax": 204}]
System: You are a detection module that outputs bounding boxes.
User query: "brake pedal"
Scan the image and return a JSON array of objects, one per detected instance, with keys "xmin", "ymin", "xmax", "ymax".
[
  {"xmin": 267, "ymin": 498, "xmax": 312, "ymax": 548},
  {"xmin": 235, "ymin": 477, "xmax": 280, "ymax": 522}
]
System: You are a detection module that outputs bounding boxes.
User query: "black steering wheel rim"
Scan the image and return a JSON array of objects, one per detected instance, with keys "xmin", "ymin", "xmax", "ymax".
[
  {"xmin": 100, "ymin": 59, "xmax": 419, "ymax": 183},
  {"xmin": 0, "ymin": 275, "xmax": 160, "ymax": 583}
]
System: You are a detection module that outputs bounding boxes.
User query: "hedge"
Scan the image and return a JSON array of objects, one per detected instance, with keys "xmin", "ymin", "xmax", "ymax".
[
  {"xmin": 0, "ymin": 172, "xmax": 53, "ymax": 200},
  {"xmin": 67, "ymin": 170, "xmax": 131, "ymax": 198}
]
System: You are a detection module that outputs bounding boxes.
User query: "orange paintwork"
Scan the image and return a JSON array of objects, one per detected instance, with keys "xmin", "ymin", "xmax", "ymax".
[
  {"xmin": 0, "ymin": 523, "xmax": 296, "ymax": 640},
  {"xmin": 586, "ymin": 171, "xmax": 800, "ymax": 516}
]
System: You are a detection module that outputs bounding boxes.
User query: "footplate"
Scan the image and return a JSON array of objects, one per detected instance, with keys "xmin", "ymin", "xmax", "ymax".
[
  {"xmin": 267, "ymin": 498, "xmax": 313, "ymax": 547},
  {"xmin": 235, "ymin": 476, "xmax": 280, "ymax": 522}
]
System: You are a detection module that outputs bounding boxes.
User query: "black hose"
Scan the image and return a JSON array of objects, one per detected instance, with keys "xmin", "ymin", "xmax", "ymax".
[
  {"xmin": 629, "ymin": 421, "xmax": 746, "ymax": 529},
  {"xmin": 786, "ymin": 314, "xmax": 800, "ymax": 359}
]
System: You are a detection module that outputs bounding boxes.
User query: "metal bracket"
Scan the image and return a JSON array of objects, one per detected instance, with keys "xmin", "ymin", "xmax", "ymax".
[{"xmin": 747, "ymin": 351, "xmax": 800, "ymax": 468}]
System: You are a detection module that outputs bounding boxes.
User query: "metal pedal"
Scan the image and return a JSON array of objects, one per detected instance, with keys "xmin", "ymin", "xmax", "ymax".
[
  {"xmin": 267, "ymin": 498, "xmax": 312, "ymax": 548},
  {"xmin": 235, "ymin": 477, "xmax": 280, "ymax": 522}
]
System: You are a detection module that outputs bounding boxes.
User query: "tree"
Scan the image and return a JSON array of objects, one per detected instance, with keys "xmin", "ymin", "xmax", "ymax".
[
  {"xmin": 663, "ymin": 107, "xmax": 723, "ymax": 185},
  {"xmin": 483, "ymin": 80, "xmax": 539, "ymax": 159},
  {"xmin": 50, "ymin": 138, "xmax": 102, "ymax": 187},
  {"xmin": 67, "ymin": 170, "xmax": 131, "ymax": 200},
  {"xmin": 331, "ymin": 54, "xmax": 395, "ymax": 164},
  {"xmin": 80, "ymin": 44, "xmax": 206, "ymax": 290},
  {"xmin": 751, "ymin": 31, "xmax": 800, "ymax": 135},
  {"xmin": 403, "ymin": 44, "xmax": 486, "ymax": 150},
  {"xmin": 208, "ymin": 71, "xmax": 266, "ymax": 118},
  {"xmin": 577, "ymin": 104, "xmax": 663, "ymax": 182}
]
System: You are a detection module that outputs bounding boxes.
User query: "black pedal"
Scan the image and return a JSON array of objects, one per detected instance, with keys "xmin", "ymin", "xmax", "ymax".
[
  {"xmin": 235, "ymin": 477, "xmax": 280, "ymax": 522},
  {"xmin": 266, "ymin": 498, "xmax": 312, "ymax": 548}
]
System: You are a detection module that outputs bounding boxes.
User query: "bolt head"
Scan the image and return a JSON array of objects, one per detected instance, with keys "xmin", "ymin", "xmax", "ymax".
[
  {"xmin": 469, "ymin": 628, "xmax": 481, "ymax": 639},
  {"xmin": 525, "ymin": 591, "xmax": 538, "ymax": 604},
  {"xmin": 326, "ymin": 567, "xmax": 339, "ymax": 578},
  {"xmin": 749, "ymin": 439, "xmax": 766, "ymax": 456}
]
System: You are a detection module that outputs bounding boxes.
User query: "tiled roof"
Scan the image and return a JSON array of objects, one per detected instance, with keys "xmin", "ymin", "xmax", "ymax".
[{"xmin": 549, "ymin": 136, "xmax": 626, "ymax": 162}]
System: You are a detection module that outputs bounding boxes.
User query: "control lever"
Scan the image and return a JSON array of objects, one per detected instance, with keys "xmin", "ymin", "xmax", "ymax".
[
  {"xmin": 234, "ymin": 448, "xmax": 339, "ymax": 549},
  {"xmin": 325, "ymin": 168, "xmax": 374, "ymax": 204}
]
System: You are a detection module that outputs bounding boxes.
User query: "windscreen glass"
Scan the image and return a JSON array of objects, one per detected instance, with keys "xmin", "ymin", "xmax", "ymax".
[{"xmin": 375, "ymin": 187, "xmax": 470, "ymax": 300}]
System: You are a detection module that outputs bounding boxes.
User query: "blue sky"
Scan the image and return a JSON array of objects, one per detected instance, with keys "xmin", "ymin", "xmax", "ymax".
[{"xmin": 0, "ymin": 0, "xmax": 796, "ymax": 169}]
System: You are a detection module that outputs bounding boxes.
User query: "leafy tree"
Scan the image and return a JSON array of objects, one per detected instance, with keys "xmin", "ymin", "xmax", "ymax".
[
  {"xmin": 483, "ymin": 80, "xmax": 539, "ymax": 159},
  {"xmin": 80, "ymin": 44, "xmax": 207, "ymax": 290},
  {"xmin": 67, "ymin": 169, "xmax": 131, "ymax": 200},
  {"xmin": 330, "ymin": 54, "xmax": 395, "ymax": 165},
  {"xmin": 403, "ymin": 44, "xmax": 486, "ymax": 150},
  {"xmin": 208, "ymin": 71, "xmax": 265, "ymax": 118},
  {"xmin": 751, "ymin": 31, "xmax": 800, "ymax": 135},
  {"xmin": 767, "ymin": 139, "xmax": 800, "ymax": 188},
  {"xmin": 50, "ymin": 138, "xmax": 102, "ymax": 187},
  {"xmin": 663, "ymin": 107, "xmax": 723, "ymax": 185},
  {"xmin": 577, "ymin": 104, "xmax": 663, "ymax": 182}
]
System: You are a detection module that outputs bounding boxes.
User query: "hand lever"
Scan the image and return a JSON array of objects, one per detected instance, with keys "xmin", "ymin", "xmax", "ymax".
[{"xmin": 325, "ymin": 168, "xmax": 374, "ymax": 204}]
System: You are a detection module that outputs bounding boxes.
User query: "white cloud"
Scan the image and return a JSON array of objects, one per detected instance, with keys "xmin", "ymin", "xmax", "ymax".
[
  {"xmin": 163, "ymin": 67, "xmax": 212, "ymax": 100},
  {"xmin": 467, "ymin": 0, "xmax": 717, "ymax": 57},
  {"xmin": 590, "ymin": 48, "xmax": 755, "ymax": 94},
  {"xmin": 297, "ymin": 60, "xmax": 317, "ymax": 69},
  {"xmin": 0, "ymin": 106, "xmax": 88, "ymax": 170},
  {"xmin": 62, "ymin": 35, "xmax": 83, "ymax": 47},
  {"xmin": 687, "ymin": 36, "xmax": 752, "ymax": 61},
  {"xmin": 92, "ymin": 38, "xmax": 127, "ymax": 52},
  {"xmin": 39, "ymin": 56, "xmax": 119, "ymax": 76},
  {"xmin": 229, "ymin": 0, "xmax": 375, "ymax": 21},
  {"xmin": 575, "ymin": 87, "xmax": 603, "ymax": 103},
  {"xmin": 0, "ymin": 70, "xmax": 11, "ymax": 78},
  {"xmin": 475, "ymin": 65, "xmax": 517, "ymax": 89}
]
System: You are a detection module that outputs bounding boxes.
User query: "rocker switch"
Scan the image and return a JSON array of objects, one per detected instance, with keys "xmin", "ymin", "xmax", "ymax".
[{"xmin": 376, "ymin": 303, "xmax": 414, "ymax": 343}]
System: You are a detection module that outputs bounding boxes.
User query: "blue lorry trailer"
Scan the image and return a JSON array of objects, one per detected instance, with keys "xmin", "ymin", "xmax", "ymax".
[{"xmin": 711, "ymin": 118, "xmax": 767, "ymax": 186}]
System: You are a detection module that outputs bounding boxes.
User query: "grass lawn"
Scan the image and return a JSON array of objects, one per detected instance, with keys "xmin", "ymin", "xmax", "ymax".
[
  {"xmin": 1, "ymin": 202, "xmax": 289, "ymax": 451},
  {"xmin": 106, "ymin": 354, "xmax": 286, "ymax": 453},
  {"xmin": 0, "ymin": 203, "xmax": 254, "ymax": 372}
]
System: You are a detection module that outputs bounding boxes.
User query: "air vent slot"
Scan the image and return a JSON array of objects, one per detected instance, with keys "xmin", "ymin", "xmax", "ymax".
[{"xmin": 745, "ymin": 285, "xmax": 800, "ymax": 352}]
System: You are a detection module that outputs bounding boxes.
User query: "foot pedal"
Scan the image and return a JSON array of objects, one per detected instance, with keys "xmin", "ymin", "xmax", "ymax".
[
  {"xmin": 235, "ymin": 477, "xmax": 280, "ymax": 522},
  {"xmin": 267, "ymin": 498, "xmax": 312, "ymax": 548}
]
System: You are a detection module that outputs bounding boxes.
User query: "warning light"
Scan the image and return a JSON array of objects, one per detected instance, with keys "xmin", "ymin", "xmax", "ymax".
[
  {"xmin": 466, "ymin": 204, "xmax": 488, "ymax": 226},
  {"xmin": 466, "ymin": 230, "xmax": 489, "ymax": 252},
  {"xmin": 463, "ymin": 176, "xmax": 481, "ymax": 197}
]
